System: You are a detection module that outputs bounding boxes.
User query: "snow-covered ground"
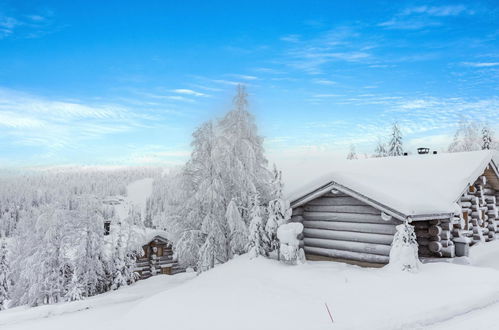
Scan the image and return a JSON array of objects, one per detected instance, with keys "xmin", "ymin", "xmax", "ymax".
[
  {"xmin": 114, "ymin": 177, "xmax": 153, "ymax": 220},
  {"xmin": 3, "ymin": 242, "xmax": 499, "ymax": 330}
]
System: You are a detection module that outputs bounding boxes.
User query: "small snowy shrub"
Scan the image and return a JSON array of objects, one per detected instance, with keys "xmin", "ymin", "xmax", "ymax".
[
  {"xmin": 389, "ymin": 222, "xmax": 421, "ymax": 273},
  {"xmin": 277, "ymin": 223, "xmax": 305, "ymax": 265}
]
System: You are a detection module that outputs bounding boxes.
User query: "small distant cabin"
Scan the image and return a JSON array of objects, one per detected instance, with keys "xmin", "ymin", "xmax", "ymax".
[
  {"xmin": 134, "ymin": 234, "xmax": 184, "ymax": 280},
  {"xmin": 287, "ymin": 150, "xmax": 499, "ymax": 267}
]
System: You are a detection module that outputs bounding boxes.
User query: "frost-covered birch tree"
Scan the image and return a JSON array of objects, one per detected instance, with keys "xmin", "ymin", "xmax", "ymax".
[
  {"xmin": 388, "ymin": 122, "xmax": 404, "ymax": 156},
  {"xmin": 448, "ymin": 119, "xmax": 481, "ymax": 152},
  {"xmin": 347, "ymin": 144, "xmax": 358, "ymax": 160},
  {"xmin": 373, "ymin": 139, "xmax": 387, "ymax": 158},
  {"xmin": 218, "ymin": 85, "xmax": 272, "ymax": 223}
]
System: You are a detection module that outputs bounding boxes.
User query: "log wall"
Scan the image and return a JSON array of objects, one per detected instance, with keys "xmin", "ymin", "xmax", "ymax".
[{"xmin": 295, "ymin": 192, "xmax": 398, "ymax": 266}]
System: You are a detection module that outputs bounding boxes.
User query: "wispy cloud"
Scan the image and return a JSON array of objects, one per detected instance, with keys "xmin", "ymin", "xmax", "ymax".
[
  {"xmin": 379, "ymin": 4, "xmax": 473, "ymax": 30},
  {"xmin": 461, "ymin": 62, "xmax": 499, "ymax": 68},
  {"xmin": 0, "ymin": 9, "xmax": 57, "ymax": 39},
  {"xmin": 0, "ymin": 87, "xmax": 152, "ymax": 150},
  {"xmin": 171, "ymin": 89, "xmax": 207, "ymax": 97},
  {"xmin": 281, "ymin": 26, "xmax": 374, "ymax": 74}
]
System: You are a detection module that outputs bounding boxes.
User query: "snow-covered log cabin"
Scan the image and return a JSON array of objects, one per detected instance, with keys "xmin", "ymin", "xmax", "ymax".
[
  {"xmin": 287, "ymin": 150, "xmax": 499, "ymax": 267},
  {"xmin": 134, "ymin": 234, "xmax": 184, "ymax": 279}
]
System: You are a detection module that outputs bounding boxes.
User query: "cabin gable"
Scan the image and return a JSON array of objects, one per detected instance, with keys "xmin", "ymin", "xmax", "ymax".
[{"xmin": 291, "ymin": 191, "xmax": 398, "ymax": 267}]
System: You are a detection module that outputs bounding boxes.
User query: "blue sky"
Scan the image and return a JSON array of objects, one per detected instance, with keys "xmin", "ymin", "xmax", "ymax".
[{"xmin": 0, "ymin": 0, "xmax": 498, "ymax": 167}]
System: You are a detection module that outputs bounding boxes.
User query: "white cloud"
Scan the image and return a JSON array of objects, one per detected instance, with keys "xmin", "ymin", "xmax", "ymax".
[
  {"xmin": 171, "ymin": 89, "xmax": 207, "ymax": 97},
  {"xmin": 461, "ymin": 62, "xmax": 499, "ymax": 68},
  {"xmin": 379, "ymin": 5, "xmax": 472, "ymax": 30}
]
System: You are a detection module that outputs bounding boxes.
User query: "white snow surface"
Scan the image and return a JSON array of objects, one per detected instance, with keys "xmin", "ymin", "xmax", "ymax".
[
  {"xmin": 5, "ymin": 243, "xmax": 499, "ymax": 330},
  {"xmin": 285, "ymin": 150, "xmax": 498, "ymax": 217},
  {"xmin": 115, "ymin": 178, "xmax": 153, "ymax": 221}
]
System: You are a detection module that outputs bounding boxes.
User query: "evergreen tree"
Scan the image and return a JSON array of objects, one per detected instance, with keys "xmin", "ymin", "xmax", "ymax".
[
  {"xmin": 75, "ymin": 202, "xmax": 106, "ymax": 297},
  {"xmin": 265, "ymin": 165, "xmax": 292, "ymax": 258},
  {"xmin": 247, "ymin": 193, "xmax": 266, "ymax": 259},
  {"xmin": 482, "ymin": 125, "xmax": 494, "ymax": 150},
  {"xmin": 65, "ymin": 272, "xmax": 84, "ymax": 302},
  {"xmin": 388, "ymin": 221, "xmax": 421, "ymax": 273},
  {"xmin": 0, "ymin": 232, "xmax": 9, "ymax": 310},
  {"xmin": 388, "ymin": 122, "xmax": 404, "ymax": 156}
]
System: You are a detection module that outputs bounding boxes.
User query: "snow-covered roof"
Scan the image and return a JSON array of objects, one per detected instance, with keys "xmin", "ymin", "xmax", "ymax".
[{"xmin": 287, "ymin": 150, "xmax": 499, "ymax": 220}]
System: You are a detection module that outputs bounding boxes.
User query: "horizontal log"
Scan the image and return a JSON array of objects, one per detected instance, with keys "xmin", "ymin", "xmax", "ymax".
[
  {"xmin": 304, "ymin": 204, "xmax": 380, "ymax": 215},
  {"xmin": 303, "ymin": 211, "xmax": 399, "ymax": 224},
  {"xmin": 303, "ymin": 220, "xmax": 397, "ymax": 235},
  {"xmin": 304, "ymin": 246, "xmax": 389, "ymax": 264},
  {"xmin": 303, "ymin": 228, "xmax": 394, "ymax": 245},
  {"xmin": 428, "ymin": 225, "xmax": 442, "ymax": 236},
  {"xmin": 292, "ymin": 207, "xmax": 304, "ymax": 216},
  {"xmin": 307, "ymin": 196, "xmax": 369, "ymax": 207},
  {"xmin": 304, "ymin": 237, "xmax": 391, "ymax": 256},
  {"xmin": 429, "ymin": 241, "xmax": 442, "ymax": 253}
]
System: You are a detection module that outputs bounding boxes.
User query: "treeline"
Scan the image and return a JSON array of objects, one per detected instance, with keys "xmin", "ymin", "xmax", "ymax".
[
  {"xmin": 347, "ymin": 120, "xmax": 497, "ymax": 159},
  {"xmin": 0, "ymin": 167, "xmax": 162, "ymax": 309}
]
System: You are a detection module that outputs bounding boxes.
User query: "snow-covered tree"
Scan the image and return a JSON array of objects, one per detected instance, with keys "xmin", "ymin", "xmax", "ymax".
[
  {"xmin": 226, "ymin": 199, "xmax": 248, "ymax": 257},
  {"xmin": 373, "ymin": 139, "xmax": 387, "ymax": 158},
  {"xmin": 277, "ymin": 223, "xmax": 305, "ymax": 265},
  {"xmin": 448, "ymin": 119, "xmax": 481, "ymax": 153},
  {"xmin": 0, "ymin": 233, "xmax": 9, "ymax": 310},
  {"xmin": 388, "ymin": 221, "xmax": 421, "ymax": 273},
  {"xmin": 74, "ymin": 202, "xmax": 106, "ymax": 297},
  {"xmin": 65, "ymin": 273, "xmax": 84, "ymax": 302},
  {"xmin": 347, "ymin": 144, "xmax": 358, "ymax": 160},
  {"xmin": 218, "ymin": 85, "xmax": 272, "ymax": 223},
  {"xmin": 482, "ymin": 125, "xmax": 494, "ymax": 150},
  {"xmin": 247, "ymin": 194, "xmax": 267, "ymax": 259},
  {"xmin": 387, "ymin": 122, "xmax": 404, "ymax": 156},
  {"xmin": 265, "ymin": 165, "xmax": 292, "ymax": 258}
]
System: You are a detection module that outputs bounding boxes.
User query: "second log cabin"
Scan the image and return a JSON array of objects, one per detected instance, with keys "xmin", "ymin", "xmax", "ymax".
[{"xmin": 287, "ymin": 150, "xmax": 499, "ymax": 267}]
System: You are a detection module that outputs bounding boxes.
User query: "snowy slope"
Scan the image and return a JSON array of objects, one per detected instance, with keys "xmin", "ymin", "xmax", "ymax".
[
  {"xmin": 0, "ymin": 274, "xmax": 195, "ymax": 330},
  {"xmin": 4, "ymin": 253, "xmax": 499, "ymax": 330},
  {"xmin": 286, "ymin": 150, "xmax": 497, "ymax": 216}
]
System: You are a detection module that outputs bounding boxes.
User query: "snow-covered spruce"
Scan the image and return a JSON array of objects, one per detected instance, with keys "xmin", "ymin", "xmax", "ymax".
[
  {"xmin": 265, "ymin": 165, "xmax": 292, "ymax": 258},
  {"xmin": 388, "ymin": 221, "xmax": 421, "ymax": 273},
  {"xmin": 277, "ymin": 223, "xmax": 305, "ymax": 265},
  {"xmin": 247, "ymin": 193, "xmax": 267, "ymax": 259},
  {"xmin": 388, "ymin": 122, "xmax": 404, "ymax": 156}
]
